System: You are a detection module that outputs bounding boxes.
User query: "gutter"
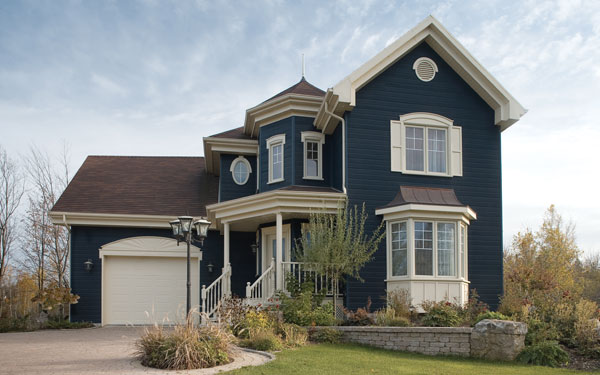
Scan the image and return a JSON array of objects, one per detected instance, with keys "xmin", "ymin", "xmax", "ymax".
[{"xmin": 322, "ymin": 96, "xmax": 347, "ymax": 194}]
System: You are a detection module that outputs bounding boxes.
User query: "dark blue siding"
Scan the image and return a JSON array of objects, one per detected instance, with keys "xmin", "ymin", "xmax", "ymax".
[
  {"xmin": 259, "ymin": 118, "xmax": 294, "ymax": 192},
  {"xmin": 329, "ymin": 123, "xmax": 343, "ymax": 192},
  {"xmin": 219, "ymin": 154, "xmax": 257, "ymax": 202},
  {"xmin": 70, "ymin": 226, "xmax": 252, "ymax": 322},
  {"xmin": 344, "ymin": 42, "xmax": 502, "ymax": 310}
]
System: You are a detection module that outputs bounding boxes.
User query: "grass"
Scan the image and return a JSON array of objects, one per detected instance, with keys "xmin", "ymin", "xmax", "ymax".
[{"xmin": 225, "ymin": 343, "xmax": 593, "ymax": 375}]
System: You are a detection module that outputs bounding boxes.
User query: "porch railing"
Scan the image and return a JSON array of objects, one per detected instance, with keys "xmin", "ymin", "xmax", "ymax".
[
  {"xmin": 246, "ymin": 258, "xmax": 275, "ymax": 305},
  {"xmin": 201, "ymin": 263, "xmax": 231, "ymax": 320},
  {"xmin": 282, "ymin": 261, "xmax": 339, "ymax": 296}
]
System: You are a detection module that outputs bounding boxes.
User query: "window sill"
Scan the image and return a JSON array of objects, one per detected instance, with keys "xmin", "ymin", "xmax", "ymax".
[
  {"xmin": 385, "ymin": 277, "xmax": 470, "ymax": 283},
  {"xmin": 392, "ymin": 170, "xmax": 452, "ymax": 178},
  {"xmin": 267, "ymin": 178, "xmax": 284, "ymax": 185},
  {"xmin": 302, "ymin": 176, "xmax": 324, "ymax": 181}
]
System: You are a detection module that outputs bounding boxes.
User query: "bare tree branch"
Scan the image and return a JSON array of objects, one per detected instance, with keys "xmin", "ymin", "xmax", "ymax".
[{"xmin": 0, "ymin": 145, "xmax": 25, "ymax": 283}]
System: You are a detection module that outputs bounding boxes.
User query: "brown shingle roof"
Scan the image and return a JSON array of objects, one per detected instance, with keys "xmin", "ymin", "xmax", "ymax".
[
  {"xmin": 263, "ymin": 77, "xmax": 325, "ymax": 103},
  {"xmin": 209, "ymin": 127, "xmax": 253, "ymax": 140},
  {"xmin": 51, "ymin": 156, "xmax": 218, "ymax": 217},
  {"xmin": 379, "ymin": 186, "xmax": 465, "ymax": 210}
]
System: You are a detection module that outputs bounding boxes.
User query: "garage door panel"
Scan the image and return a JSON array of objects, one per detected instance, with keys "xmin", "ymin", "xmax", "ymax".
[{"xmin": 104, "ymin": 256, "xmax": 198, "ymax": 325}]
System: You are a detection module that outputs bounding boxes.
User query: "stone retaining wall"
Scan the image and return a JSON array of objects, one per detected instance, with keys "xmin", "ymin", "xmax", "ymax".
[{"xmin": 314, "ymin": 320, "xmax": 527, "ymax": 360}]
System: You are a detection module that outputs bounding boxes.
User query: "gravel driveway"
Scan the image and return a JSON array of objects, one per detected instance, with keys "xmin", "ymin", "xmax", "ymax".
[{"xmin": 0, "ymin": 326, "xmax": 272, "ymax": 374}]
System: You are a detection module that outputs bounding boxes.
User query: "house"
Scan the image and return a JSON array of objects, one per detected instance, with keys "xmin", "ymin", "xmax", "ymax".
[{"xmin": 49, "ymin": 16, "xmax": 525, "ymax": 325}]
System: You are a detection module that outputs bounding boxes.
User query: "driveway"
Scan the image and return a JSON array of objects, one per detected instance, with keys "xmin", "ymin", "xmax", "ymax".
[{"xmin": 0, "ymin": 326, "xmax": 271, "ymax": 374}]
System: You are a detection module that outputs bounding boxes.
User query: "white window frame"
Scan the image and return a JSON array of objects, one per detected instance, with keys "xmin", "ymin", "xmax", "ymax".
[
  {"xmin": 386, "ymin": 217, "xmax": 466, "ymax": 281},
  {"xmin": 266, "ymin": 134, "xmax": 286, "ymax": 184},
  {"xmin": 390, "ymin": 112, "xmax": 462, "ymax": 177},
  {"xmin": 229, "ymin": 156, "xmax": 252, "ymax": 185},
  {"xmin": 300, "ymin": 131, "xmax": 325, "ymax": 180}
]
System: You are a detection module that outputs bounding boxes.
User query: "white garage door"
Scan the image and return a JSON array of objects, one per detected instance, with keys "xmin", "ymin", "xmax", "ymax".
[{"xmin": 103, "ymin": 256, "xmax": 199, "ymax": 325}]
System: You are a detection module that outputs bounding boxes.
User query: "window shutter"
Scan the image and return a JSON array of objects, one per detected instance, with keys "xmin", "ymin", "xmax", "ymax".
[
  {"xmin": 390, "ymin": 121, "xmax": 403, "ymax": 171},
  {"xmin": 450, "ymin": 126, "xmax": 462, "ymax": 176}
]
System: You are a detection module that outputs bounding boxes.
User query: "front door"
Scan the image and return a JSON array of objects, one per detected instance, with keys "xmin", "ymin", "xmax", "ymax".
[{"xmin": 261, "ymin": 224, "xmax": 291, "ymax": 274}]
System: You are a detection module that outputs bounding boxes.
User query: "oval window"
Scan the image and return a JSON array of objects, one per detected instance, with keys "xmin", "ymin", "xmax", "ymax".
[{"xmin": 230, "ymin": 156, "xmax": 251, "ymax": 185}]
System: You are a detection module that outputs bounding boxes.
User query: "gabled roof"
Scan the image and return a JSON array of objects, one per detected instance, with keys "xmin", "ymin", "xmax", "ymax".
[
  {"xmin": 51, "ymin": 156, "xmax": 218, "ymax": 218},
  {"xmin": 315, "ymin": 15, "xmax": 526, "ymax": 133}
]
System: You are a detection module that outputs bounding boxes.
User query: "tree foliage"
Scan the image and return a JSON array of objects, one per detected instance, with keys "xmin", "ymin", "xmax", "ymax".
[
  {"xmin": 295, "ymin": 203, "xmax": 385, "ymax": 313},
  {"xmin": 501, "ymin": 204, "xmax": 582, "ymax": 316}
]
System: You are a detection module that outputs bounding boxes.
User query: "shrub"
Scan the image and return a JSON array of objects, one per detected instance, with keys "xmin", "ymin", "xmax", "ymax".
[
  {"xmin": 240, "ymin": 328, "xmax": 283, "ymax": 351},
  {"xmin": 217, "ymin": 297, "xmax": 252, "ymax": 337},
  {"xmin": 461, "ymin": 289, "xmax": 489, "ymax": 325},
  {"xmin": 573, "ymin": 299, "xmax": 600, "ymax": 355},
  {"xmin": 473, "ymin": 311, "xmax": 511, "ymax": 326},
  {"xmin": 343, "ymin": 307, "xmax": 373, "ymax": 326},
  {"xmin": 275, "ymin": 322, "xmax": 308, "ymax": 348},
  {"xmin": 136, "ymin": 321, "xmax": 232, "ymax": 370},
  {"xmin": 516, "ymin": 341, "xmax": 569, "ymax": 367},
  {"xmin": 525, "ymin": 318, "xmax": 559, "ymax": 346},
  {"xmin": 386, "ymin": 289, "xmax": 413, "ymax": 319},
  {"xmin": 280, "ymin": 288, "xmax": 335, "ymax": 326},
  {"xmin": 0, "ymin": 316, "xmax": 30, "ymax": 332},
  {"xmin": 309, "ymin": 327, "xmax": 343, "ymax": 343},
  {"xmin": 236, "ymin": 309, "xmax": 274, "ymax": 339},
  {"xmin": 374, "ymin": 307, "xmax": 411, "ymax": 327},
  {"xmin": 421, "ymin": 301, "xmax": 461, "ymax": 327}
]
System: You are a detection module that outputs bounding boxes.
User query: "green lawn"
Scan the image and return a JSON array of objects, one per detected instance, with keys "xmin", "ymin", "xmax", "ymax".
[{"xmin": 226, "ymin": 343, "xmax": 592, "ymax": 375}]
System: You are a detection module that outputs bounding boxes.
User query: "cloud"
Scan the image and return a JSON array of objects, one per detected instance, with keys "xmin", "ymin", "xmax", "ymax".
[{"xmin": 91, "ymin": 73, "xmax": 128, "ymax": 96}]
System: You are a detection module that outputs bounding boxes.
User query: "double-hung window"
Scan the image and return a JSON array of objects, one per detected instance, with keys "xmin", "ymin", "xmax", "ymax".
[
  {"xmin": 391, "ymin": 113, "xmax": 462, "ymax": 177},
  {"xmin": 266, "ymin": 134, "xmax": 286, "ymax": 184},
  {"xmin": 301, "ymin": 131, "xmax": 325, "ymax": 180}
]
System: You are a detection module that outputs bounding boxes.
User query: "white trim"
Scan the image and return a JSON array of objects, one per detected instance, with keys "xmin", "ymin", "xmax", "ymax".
[
  {"xmin": 375, "ymin": 203, "xmax": 477, "ymax": 222},
  {"xmin": 244, "ymin": 94, "xmax": 324, "ymax": 138},
  {"xmin": 49, "ymin": 211, "xmax": 215, "ymax": 229},
  {"xmin": 229, "ymin": 156, "xmax": 252, "ymax": 185},
  {"xmin": 301, "ymin": 131, "xmax": 325, "ymax": 180},
  {"xmin": 412, "ymin": 57, "xmax": 438, "ymax": 82},
  {"xmin": 314, "ymin": 15, "xmax": 526, "ymax": 133},
  {"xmin": 202, "ymin": 136, "xmax": 258, "ymax": 175},
  {"xmin": 206, "ymin": 189, "xmax": 346, "ymax": 229},
  {"xmin": 391, "ymin": 112, "xmax": 462, "ymax": 177},
  {"xmin": 99, "ymin": 236, "xmax": 202, "ymax": 259},
  {"xmin": 266, "ymin": 134, "xmax": 286, "ymax": 184}
]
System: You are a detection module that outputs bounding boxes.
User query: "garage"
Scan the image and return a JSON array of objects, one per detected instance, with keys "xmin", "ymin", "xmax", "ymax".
[{"xmin": 99, "ymin": 236, "xmax": 201, "ymax": 326}]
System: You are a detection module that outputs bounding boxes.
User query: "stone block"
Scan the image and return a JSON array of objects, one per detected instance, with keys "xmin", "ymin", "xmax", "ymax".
[{"xmin": 470, "ymin": 320, "xmax": 527, "ymax": 361}]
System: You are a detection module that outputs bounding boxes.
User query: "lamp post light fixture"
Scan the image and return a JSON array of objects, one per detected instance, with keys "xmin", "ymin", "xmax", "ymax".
[
  {"xmin": 83, "ymin": 259, "xmax": 94, "ymax": 272},
  {"xmin": 169, "ymin": 216, "xmax": 211, "ymax": 316}
]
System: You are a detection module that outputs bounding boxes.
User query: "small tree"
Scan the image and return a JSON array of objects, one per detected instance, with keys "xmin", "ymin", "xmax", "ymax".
[{"xmin": 295, "ymin": 203, "xmax": 385, "ymax": 317}]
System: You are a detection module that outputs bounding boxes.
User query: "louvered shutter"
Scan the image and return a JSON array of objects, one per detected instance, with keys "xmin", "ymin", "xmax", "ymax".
[
  {"xmin": 450, "ymin": 126, "xmax": 462, "ymax": 176},
  {"xmin": 390, "ymin": 121, "xmax": 403, "ymax": 171}
]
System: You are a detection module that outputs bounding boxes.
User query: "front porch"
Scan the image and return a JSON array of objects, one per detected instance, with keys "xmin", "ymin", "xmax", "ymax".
[{"xmin": 200, "ymin": 187, "xmax": 346, "ymax": 319}]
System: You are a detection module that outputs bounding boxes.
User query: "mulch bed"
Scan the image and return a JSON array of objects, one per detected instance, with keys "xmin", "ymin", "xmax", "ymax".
[{"xmin": 562, "ymin": 347, "xmax": 600, "ymax": 371}]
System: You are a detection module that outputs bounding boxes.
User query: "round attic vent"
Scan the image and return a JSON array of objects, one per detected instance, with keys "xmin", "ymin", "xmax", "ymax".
[{"xmin": 412, "ymin": 57, "xmax": 438, "ymax": 82}]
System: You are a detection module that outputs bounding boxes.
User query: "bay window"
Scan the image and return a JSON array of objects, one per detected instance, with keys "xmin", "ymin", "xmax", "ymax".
[{"xmin": 376, "ymin": 186, "xmax": 476, "ymax": 306}]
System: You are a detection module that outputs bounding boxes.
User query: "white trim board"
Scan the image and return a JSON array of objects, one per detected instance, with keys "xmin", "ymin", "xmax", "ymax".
[{"xmin": 314, "ymin": 15, "xmax": 526, "ymax": 133}]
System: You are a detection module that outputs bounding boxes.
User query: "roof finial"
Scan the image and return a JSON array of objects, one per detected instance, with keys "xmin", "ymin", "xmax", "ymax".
[{"xmin": 302, "ymin": 53, "xmax": 305, "ymax": 78}]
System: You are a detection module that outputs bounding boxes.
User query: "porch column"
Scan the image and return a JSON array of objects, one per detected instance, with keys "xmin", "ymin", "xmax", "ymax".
[
  {"xmin": 276, "ymin": 212, "xmax": 283, "ymax": 290},
  {"xmin": 224, "ymin": 222, "xmax": 230, "ymax": 267},
  {"xmin": 224, "ymin": 222, "xmax": 231, "ymax": 296}
]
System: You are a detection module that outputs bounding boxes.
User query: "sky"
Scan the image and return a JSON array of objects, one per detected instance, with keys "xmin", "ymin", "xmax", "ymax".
[{"xmin": 1, "ymin": 0, "xmax": 599, "ymax": 255}]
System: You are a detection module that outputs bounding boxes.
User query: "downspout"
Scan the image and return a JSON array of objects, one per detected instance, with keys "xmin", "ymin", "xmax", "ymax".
[{"xmin": 323, "ymin": 99, "xmax": 347, "ymax": 194}]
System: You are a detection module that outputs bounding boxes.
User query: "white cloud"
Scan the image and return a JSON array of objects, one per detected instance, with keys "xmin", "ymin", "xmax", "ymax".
[{"xmin": 90, "ymin": 73, "xmax": 128, "ymax": 96}]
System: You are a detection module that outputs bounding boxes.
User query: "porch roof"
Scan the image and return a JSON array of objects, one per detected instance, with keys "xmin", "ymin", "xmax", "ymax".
[{"xmin": 206, "ymin": 185, "xmax": 346, "ymax": 232}]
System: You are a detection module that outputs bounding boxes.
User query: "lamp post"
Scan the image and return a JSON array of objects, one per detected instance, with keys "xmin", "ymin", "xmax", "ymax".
[{"xmin": 169, "ymin": 216, "xmax": 211, "ymax": 316}]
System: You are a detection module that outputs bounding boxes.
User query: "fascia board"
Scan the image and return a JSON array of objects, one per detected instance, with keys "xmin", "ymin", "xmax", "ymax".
[
  {"xmin": 49, "ymin": 211, "xmax": 215, "ymax": 229},
  {"xmin": 375, "ymin": 203, "xmax": 477, "ymax": 221},
  {"xmin": 326, "ymin": 15, "xmax": 525, "ymax": 131}
]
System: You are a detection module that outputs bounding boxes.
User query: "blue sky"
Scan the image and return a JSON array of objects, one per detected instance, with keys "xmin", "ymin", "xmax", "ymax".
[{"xmin": 1, "ymin": 0, "xmax": 599, "ymax": 254}]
